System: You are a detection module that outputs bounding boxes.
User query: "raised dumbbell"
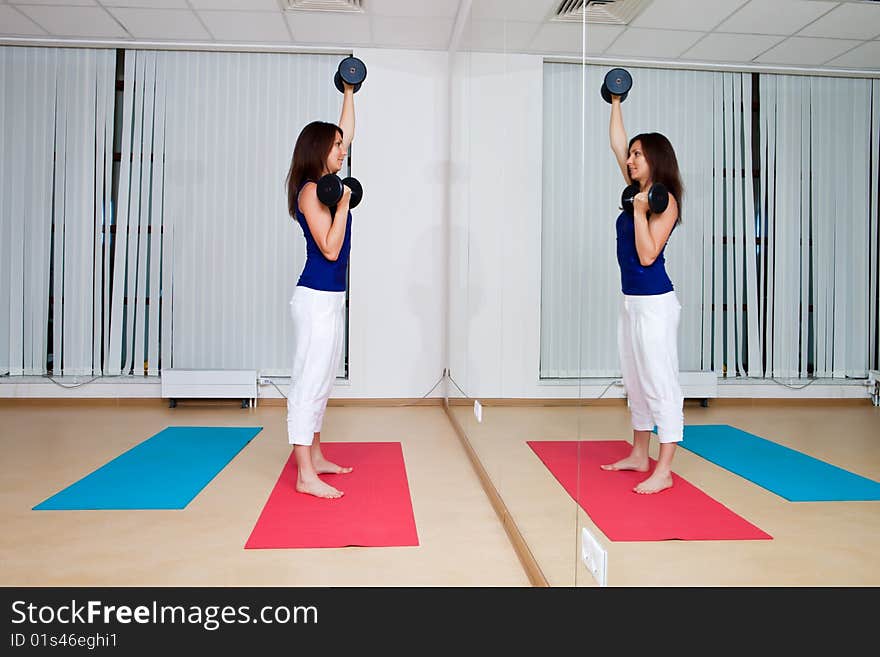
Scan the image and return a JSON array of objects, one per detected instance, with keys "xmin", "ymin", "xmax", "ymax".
[
  {"xmin": 317, "ymin": 173, "xmax": 363, "ymax": 212},
  {"xmin": 334, "ymin": 56, "xmax": 367, "ymax": 94},
  {"xmin": 621, "ymin": 182, "xmax": 668, "ymax": 216},
  {"xmin": 601, "ymin": 67, "xmax": 632, "ymax": 103}
]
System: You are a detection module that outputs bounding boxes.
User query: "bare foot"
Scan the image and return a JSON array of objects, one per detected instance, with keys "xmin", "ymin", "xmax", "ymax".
[
  {"xmin": 313, "ymin": 458, "xmax": 353, "ymax": 475},
  {"xmin": 296, "ymin": 477, "xmax": 344, "ymax": 499},
  {"xmin": 633, "ymin": 470, "xmax": 673, "ymax": 494},
  {"xmin": 600, "ymin": 456, "xmax": 649, "ymax": 472}
]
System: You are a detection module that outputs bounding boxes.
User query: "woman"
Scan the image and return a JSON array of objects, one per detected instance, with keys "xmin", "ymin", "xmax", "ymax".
[
  {"xmin": 283, "ymin": 80, "xmax": 356, "ymax": 499},
  {"xmin": 600, "ymin": 91, "xmax": 685, "ymax": 495}
]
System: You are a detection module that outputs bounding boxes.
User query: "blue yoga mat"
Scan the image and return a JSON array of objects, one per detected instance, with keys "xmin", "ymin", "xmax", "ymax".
[
  {"xmin": 680, "ymin": 424, "xmax": 880, "ymax": 502},
  {"xmin": 34, "ymin": 426, "xmax": 262, "ymax": 510}
]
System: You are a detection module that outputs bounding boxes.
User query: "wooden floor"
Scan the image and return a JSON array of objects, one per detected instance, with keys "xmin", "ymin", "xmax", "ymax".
[
  {"xmin": 1, "ymin": 398, "xmax": 878, "ymax": 587},
  {"xmin": 0, "ymin": 401, "xmax": 527, "ymax": 587},
  {"xmin": 450, "ymin": 399, "xmax": 880, "ymax": 586}
]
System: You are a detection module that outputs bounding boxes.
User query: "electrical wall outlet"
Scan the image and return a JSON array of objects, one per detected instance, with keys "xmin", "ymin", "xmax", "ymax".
[
  {"xmin": 474, "ymin": 400, "xmax": 482, "ymax": 423},
  {"xmin": 581, "ymin": 527, "xmax": 608, "ymax": 587}
]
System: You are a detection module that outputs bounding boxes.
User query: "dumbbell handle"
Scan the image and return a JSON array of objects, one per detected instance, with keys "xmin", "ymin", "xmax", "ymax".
[{"xmin": 623, "ymin": 183, "xmax": 669, "ymax": 214}]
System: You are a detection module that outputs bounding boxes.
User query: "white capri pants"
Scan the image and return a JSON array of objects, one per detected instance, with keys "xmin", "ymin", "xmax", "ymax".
[
  {"xmin": 287, "ymin": 285, "xmax": 346, "ymax": 446},
  {"xmin": 618, "ymin": 290, "xmax": 684, "ymax": 444}
]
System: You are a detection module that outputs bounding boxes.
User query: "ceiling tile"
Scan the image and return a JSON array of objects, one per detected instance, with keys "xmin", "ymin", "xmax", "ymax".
[
  {"xmin": 13, "ymin": 0, "xmax": 95, "ymax": 5},
  {"xmin": 605, "ymin": 27, "xmax": 704, "ymax": 58},
  {"xmin": 200, "ymin": 10, "xmax": 291, "ymax": 42},
  {"xmin": 100, "ymin": 0, "xmax": 188, "ymax": 8},
  {"xmin": 583, "ymin": 24, "xmax": 627, "ymax": 54},
  {"xmin": 17, "ymin": 5, "xmax": 129, "ymax": 37},
  {"xmin": 188, "ymin": 0, "xmax": 279, "ymax": 9},
  {"xmin": 369, "ymin": 0, "xmax": 459, "ymax": 19},
  {"xmin": 798, "ymin": 2, "xmax": 880, "ymax": 40},
  {"xmin": 754, "ymin": 35, "xmax": 862, "ymax": 65},
  {"xmin": 470, "ymin": 0, "xmax": 559, "ymax": 23},
  {"xmin": 681, "ymin": 32, "xmax": 784, "ymax": 62},
  {"xmin": 371, "ymin": 16, "xmax": 452, "ymax": 50},
  {"xmin": 0, "ymin": 5, "xmax": 47, "ymax": 35},
  {"xmin": 106, "ymin": 8, "xmax": 211, "ymax": 40},
  {"xmin": 526, "ymin": 22, "xmax": 584, "ymax": 55},
  {"xmin": 466, "ymin": 19, "xmax": 540, "ymax": 52},
  {"xmin": 717, "ymin": 0, "xmax": 838, "ymax": 36},
  {"xmin": 631, "ymin": 0, "xmax": 749, "ymax": 31},
  {"xmin": 284, "ymin": 11, "xmax": 372, "ymax": 47},
  {"xmin": 825, "ymin": 39, "xmax": 880, "ymax": 68}
]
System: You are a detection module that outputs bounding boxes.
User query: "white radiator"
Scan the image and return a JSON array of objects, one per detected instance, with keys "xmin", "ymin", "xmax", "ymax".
[
  {"xmin": 161, "ymin": 369, "xmax": 258, "ymax": 408},
  {"xmin": 679, "ymin": 371, "xmax": 717, "ymax": 406}
]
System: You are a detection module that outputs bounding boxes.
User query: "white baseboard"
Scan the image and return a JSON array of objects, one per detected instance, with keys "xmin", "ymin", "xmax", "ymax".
[{"xmin": 0, "ymin": 373, "xmax": 872, "ymax": 401}]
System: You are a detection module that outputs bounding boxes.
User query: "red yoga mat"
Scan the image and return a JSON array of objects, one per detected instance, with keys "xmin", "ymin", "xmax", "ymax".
[
  {"xmin": 245, "ymin": 442, "xmax": 419, "ymax": 549},
  {"xmin": 528, "ymin": 440, "xmax": 772, "ymax": 541}
]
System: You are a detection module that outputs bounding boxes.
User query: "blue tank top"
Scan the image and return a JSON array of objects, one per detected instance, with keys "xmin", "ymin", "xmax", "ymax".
[
  {"xmin": 294, "ymin": 181, "xmax": 352, "ymax": 292},
  {"xmin": 615, "ymin": 210, "xmax": 674, "ymax": 296}
]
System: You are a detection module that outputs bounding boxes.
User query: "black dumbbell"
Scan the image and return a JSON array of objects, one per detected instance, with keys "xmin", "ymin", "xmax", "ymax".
[
  {"xmin": 317, "ymin": 173, "xmax": 363, "ymax": 211},
  {"xmin": 621, "ymin": 182, "xmax": 668, "ymax": 215},
  {"xmin": 601, "ymin": 67, "xmax": 632, "ymax": 103},
  {"xmin": 334, "ymin": 56, "xmax": 367, "ymax": 94}
]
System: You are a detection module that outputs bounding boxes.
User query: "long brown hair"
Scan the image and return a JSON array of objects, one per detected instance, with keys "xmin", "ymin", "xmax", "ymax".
[
  {"xmin": 629, "ymin": 132, "xmax": 684, "ymax": 224},
  {"xmin": 285, "ymin": 121, "xmax": 342, "ymax": 218}
]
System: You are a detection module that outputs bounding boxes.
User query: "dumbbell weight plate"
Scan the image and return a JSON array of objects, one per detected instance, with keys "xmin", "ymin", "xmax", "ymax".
[
  {"xmin": 334, "ymin": 56, "xmax": 367, "ymax": 93},
  {"xmin": 334, "ymin": 71, "xmax": 362, "ymax": 94},
  {"xmin": 341, "ymin": 177, "xmax": 363, "ymax": 209},
  {"xmin": 338, "ymin": 56, "xmax": 367, "ymax": 85},
  {"xmin": 601, "ymin": 67, "xmax": 632, "ymax": 103},
  {"xmin": 316, "ymin": 173, "xmax": 344, "ymax": 208},
  {"xmin": 647, "ymin": 183, "xmax": 669, "ymax": 214},
  {"xmin": 601, "ymin": 84, "xmax": 629, "ymax": 104},
  {"xmin": 605, "ymin": 68, "xmax": 632, "ymax": 95}
]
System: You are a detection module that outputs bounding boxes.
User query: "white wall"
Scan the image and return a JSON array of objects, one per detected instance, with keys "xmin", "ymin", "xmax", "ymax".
[
  {"xmin": 449, "ymin": 51, "xmax": 587, "ymax": 399},
  {"xmin": 334, "ymin": 48, "xmax": 449, "ymax": 399}
]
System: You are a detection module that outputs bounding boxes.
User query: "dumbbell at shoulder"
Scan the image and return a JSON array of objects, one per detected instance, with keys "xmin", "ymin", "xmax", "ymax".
[
  {"xmin": 621, "ymin": 182, "xmax": 669, "ymax": 216},
  {"xmin": 316, "ymin": 173, "xmax": 363, "ymax": 211}
]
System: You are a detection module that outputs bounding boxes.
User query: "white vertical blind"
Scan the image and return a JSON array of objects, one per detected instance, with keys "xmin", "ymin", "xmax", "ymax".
[
  {"xmin": 809, "ymin": 76, "xmax": 872, "ymax": 378},
  {"xmin": 712, "ymin": 72, "xmax": 760, "ymax": 377},
  {"xmin": 541, "ymin": 63, "xmax": 730, "ymax": 378},
  {"xmin": 106, "ymin": 51, "xmax": 167, "ymax": 376},
  {"xmin": 759, "ymin": 75, "xmax": 811, "ymax": 377},
  {"xmin": 760, "ymin": 74, "xmax": 875, "ymax": 378},
  {"xmin": 871, "ymin": 80, "xmax": 880, "ymax": 371},
  {"xmin": 104, "ymin": 50, "xmax": 345, "ymax": 376},
  {"xmin": 0, "ymin": 46, "xmax": 115, "ymax": 376},
  {"xmin": 2, "ymin": 47, "xmax": 346, "ymax": 378},
  {"xmin": 542, "ymin": 64, "xmax": 879, "ymax": 381},
  {"xmin": 156, "ymin": 50, "xmax": 343, "ymax": 375}
]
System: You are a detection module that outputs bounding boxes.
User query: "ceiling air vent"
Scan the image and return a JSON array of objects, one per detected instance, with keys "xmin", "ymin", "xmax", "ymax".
[
  {"xmin": 553, "ymin": 0, "xmax": 651, "ymax": 25},
  {"xmin": 283, "ymin": 0, "xmax": 364, "ymax": 12}
]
